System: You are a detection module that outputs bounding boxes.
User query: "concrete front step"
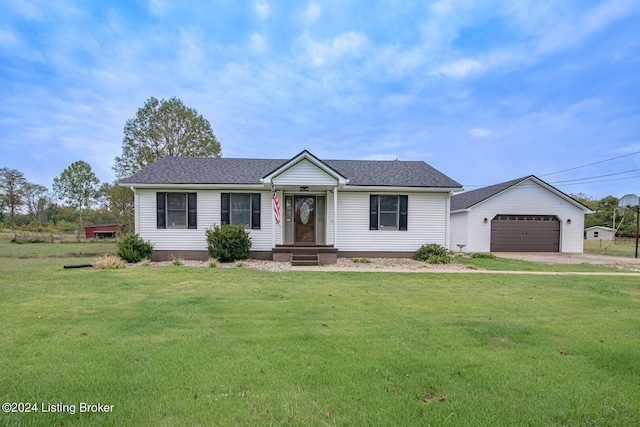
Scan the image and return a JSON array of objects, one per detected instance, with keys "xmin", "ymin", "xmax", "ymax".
[
  {"xmin": 291, "ymin": 253, "xmax": 319, "ymax": 266},
  {"xmin": 291, "ymin": 260, "xmax": 319, "ymax": 266},
  {"xmin": 292, "ymin": 254, "xmax": 318, "ymax": 261},
  {"xmin": 273, "ymin": 245, "xmax": 338, "ymax": 265}
]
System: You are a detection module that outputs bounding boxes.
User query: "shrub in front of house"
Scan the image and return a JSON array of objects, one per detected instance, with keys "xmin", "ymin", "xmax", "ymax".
[
  {"xmin": 414, "ymin": 243, "xmax": 451, "ymax": 264},
  {"xmin": 205, "ymin": 223, "xmax": 252, "ymax": 263},
  {"xmin": 116, "ymin": 233, "xmax": 154, "ymax": 263},
  {"xmin": 94, "ymin": 255, "xmax": 126, "ymax": 269}
]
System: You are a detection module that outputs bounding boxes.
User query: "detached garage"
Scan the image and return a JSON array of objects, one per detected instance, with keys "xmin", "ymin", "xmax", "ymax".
[{"xmin": 450, "ymin": 176, "xmax": 593, "ymax": 253}]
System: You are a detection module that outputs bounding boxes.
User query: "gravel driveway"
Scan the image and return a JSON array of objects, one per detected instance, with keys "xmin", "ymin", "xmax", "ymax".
[{"xmin": 494, "ymin": 252, "xmax": 640, "ymax": 268}]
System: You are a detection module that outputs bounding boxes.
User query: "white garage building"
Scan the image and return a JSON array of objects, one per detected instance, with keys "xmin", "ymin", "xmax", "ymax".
[{"xmin": 450, "ymin": 175, "xmax": 593, "ymax": 253}]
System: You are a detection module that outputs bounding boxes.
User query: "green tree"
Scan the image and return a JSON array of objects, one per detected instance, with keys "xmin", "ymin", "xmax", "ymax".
[
  {"xmin": 570, "ymin": 193, "xmax": 598, "ymax": 211},
  {"xmin": 577, "ymin": 194, "xmax": 637, "ymax": 238},
  {"xmin": 99, "ymin": 182, "xmax": 134, "ymax": 233},
  {"xmin": 0, "ymin": 167, "xmax": 27, "ymax": 230},
  {"xmin": 113, "ymin": 96, "xmax": 221, "ymax": 179},
  {"xmin": 52, "ymin": 161, "xmax": 101, "ymax": 231}
]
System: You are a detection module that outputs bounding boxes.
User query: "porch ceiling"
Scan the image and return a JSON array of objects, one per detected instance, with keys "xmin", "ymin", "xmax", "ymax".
[{"xmin": 272, "ymin": 184, "xmax": 338, "ymax": 192}]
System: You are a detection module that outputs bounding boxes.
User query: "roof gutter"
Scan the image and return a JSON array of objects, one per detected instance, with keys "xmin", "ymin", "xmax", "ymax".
[
  {"xmin": 121, "ymin": 182, "xmax": 463, "ymax": 193},
  {"xmin": 340, "ymin": 185, "xmax": 463, "ymax": 193},
  {"xmin": 120, "ymin": 183, "xmax": 266, "ymax": 190}
]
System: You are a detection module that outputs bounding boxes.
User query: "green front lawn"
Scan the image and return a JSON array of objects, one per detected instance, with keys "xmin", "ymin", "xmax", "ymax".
[{"xmin": 1, "ymin": 253, "xmax": 639, "ymax": 425}]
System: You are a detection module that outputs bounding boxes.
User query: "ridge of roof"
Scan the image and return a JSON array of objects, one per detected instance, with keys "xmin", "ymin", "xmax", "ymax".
[{"xmin": 119, "ymin": 156, "xmax": 462, "ymax": 188}]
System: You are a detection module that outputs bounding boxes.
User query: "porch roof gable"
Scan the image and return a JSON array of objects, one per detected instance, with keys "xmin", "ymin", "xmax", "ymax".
[{"xmin": 261, "ymin": 150, "xmax": 348, "ymax": 186}]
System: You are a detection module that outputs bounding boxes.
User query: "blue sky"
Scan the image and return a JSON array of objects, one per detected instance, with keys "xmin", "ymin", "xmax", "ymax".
[{"xmin": 1, "ymin": 0, "xmax": 639, "ymax": 199}]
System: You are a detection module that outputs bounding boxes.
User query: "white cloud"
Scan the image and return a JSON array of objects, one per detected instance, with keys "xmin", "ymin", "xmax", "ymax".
[
  {"xmin": 301, "ymin": 2, "xmax": 321, "ymax": 23},
  {"xmin": 0, "ymin": 27, "xmax": 20, "ymax": 49},
  {"xmin": 177, "ymin": 28, "xmax": 205, "ymax": 78},
  {"xmin": 501, "ymin": 0, "xmax": 639, "ymax": 55},
  {"xmin": 435, "ymin": 58, "xmax": 482, "ymax": 78},
  {"xmin": 255, "ymin": 0, "xmax": 271, "ymax": 19},
  {"xmin": 4, "ymin": 0, "xmax": 44, "ymax": 20},
  {"xmin": 148, "ymin": 0, "xmax": 167, "ymax": 16},
  {"xmin": 294, "ymin": 31, "xmax": 369, "ymax": 67},
  {"xmin": 250, "ymin": 32, "xmax": 268, "ymax": 55},
  {"xmin": 468, "ymin": 127, "xmax": 500, "ymax": 139}
]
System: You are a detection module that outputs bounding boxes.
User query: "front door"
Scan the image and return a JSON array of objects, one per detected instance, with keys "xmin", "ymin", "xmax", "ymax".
[{"xmin": 294, "ymin": 196, "xmax": 315, "ymax": 244}]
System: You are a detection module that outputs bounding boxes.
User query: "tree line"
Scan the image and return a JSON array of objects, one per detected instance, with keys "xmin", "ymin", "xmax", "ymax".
[
  {"xmin": 1, "ymin": 97, "xmax": 220, "ymax": 234},
  {"xmin": 2, "ymin": 96, "xmax": 634, "ymax": 238},
  {"xmin": 571, "ymin": 193, "xmax": 638, "ymax": 237}
]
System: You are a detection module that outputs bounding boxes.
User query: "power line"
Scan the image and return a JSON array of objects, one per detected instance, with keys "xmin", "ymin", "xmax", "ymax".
[
  {"xmin": 462, "ymin": 162, "xmax": 640, "ymax": 189},
  {"xmin": 464, "ymin": 172, "xmax": 640, "ymax": 190},
  {"xmin": 549, "ymin": 168, "xmax": 640, "ymax": 184},
  {"xmin": 552, "ymin": 174, "xmax": 640, "ymax": 187},
  {"xmin": 539, "ymin": 150, "xmax": 640, "ymax": 177}
]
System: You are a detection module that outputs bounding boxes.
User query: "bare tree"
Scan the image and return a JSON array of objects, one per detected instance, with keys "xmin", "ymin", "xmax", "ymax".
[{"xmin": 23, "ymin": 182, "xmax": 50, "ymax": 225}]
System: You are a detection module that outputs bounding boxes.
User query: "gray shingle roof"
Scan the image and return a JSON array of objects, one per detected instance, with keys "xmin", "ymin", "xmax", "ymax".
[
  {"xmin": 120, "ymin": 156, "xmax": 462, "ymax": 188},
  {"xmin": 450, "ymin": 176, "xmax": 531, "ymax": 211},
  {"xmin": 451, "ymin": 175, "xmax": 593, "ymax": 212}
]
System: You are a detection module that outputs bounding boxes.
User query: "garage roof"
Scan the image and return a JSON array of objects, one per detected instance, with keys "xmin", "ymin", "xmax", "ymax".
[{"xmin": 451, "ymin": 175, "xmax": 593, "ymax": 212}]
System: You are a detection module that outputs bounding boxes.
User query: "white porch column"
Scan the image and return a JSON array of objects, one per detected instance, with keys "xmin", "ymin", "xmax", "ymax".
[{"xmin": 333, "ymin": 187, "xmax": 338, "ymax": 247}]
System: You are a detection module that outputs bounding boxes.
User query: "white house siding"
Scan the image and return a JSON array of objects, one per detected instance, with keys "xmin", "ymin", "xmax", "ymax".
[
  {"xmin": 449, "ymin": 211, "xmax": 468, "ymax": 252},
  {"xmin": 335, "ymin": 191, "xmax": 449, "ymax": 252},
  {"xmin": 461, "ymin": 182, "xmax": 586, "ymax": 253},
  {"xmin": 135, "ymin": 188, "xmax": 277, "ymax": 252},
  {"xmin": 272, "ymin": 159, "xmax": 338, "ymax": 187}
]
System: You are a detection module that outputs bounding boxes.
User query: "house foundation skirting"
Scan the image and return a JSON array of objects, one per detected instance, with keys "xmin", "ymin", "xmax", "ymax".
[
  {"xmin": 151, "ymin": 249, "xmax": 416, "ymax": 262},
  {"xmin": 338, "ymin": 251, "xmax": 416, "ymax": 259},
  {"xmin": 152, "ymin": 250, "xmax": 272, "ymax": 262}
]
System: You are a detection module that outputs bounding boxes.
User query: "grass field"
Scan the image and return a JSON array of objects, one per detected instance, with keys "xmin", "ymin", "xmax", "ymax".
[
  {"xmin": 584, "ymin": 238, "xmax": 639, "ymax": 258},
  {"xmin": 1, "ymin": 239, "xmax": 640, "ymax": 426}
]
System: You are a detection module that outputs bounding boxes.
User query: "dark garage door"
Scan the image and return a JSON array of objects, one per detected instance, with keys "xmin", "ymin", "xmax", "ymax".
[{"xmin": 490, "ymin": 215, "xmax": 560, "ymax": 252}]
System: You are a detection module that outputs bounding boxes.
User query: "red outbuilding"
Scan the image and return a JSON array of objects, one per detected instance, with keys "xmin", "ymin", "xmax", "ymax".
[{"xmin": 84, "ymin": 224, "xmax": 123, "ymax": 239}]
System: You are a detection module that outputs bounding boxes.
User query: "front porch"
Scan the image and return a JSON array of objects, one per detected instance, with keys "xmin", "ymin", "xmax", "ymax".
[{"xmin": 272, "ymin": 245, "xmax": 339, "ymax": 266}]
